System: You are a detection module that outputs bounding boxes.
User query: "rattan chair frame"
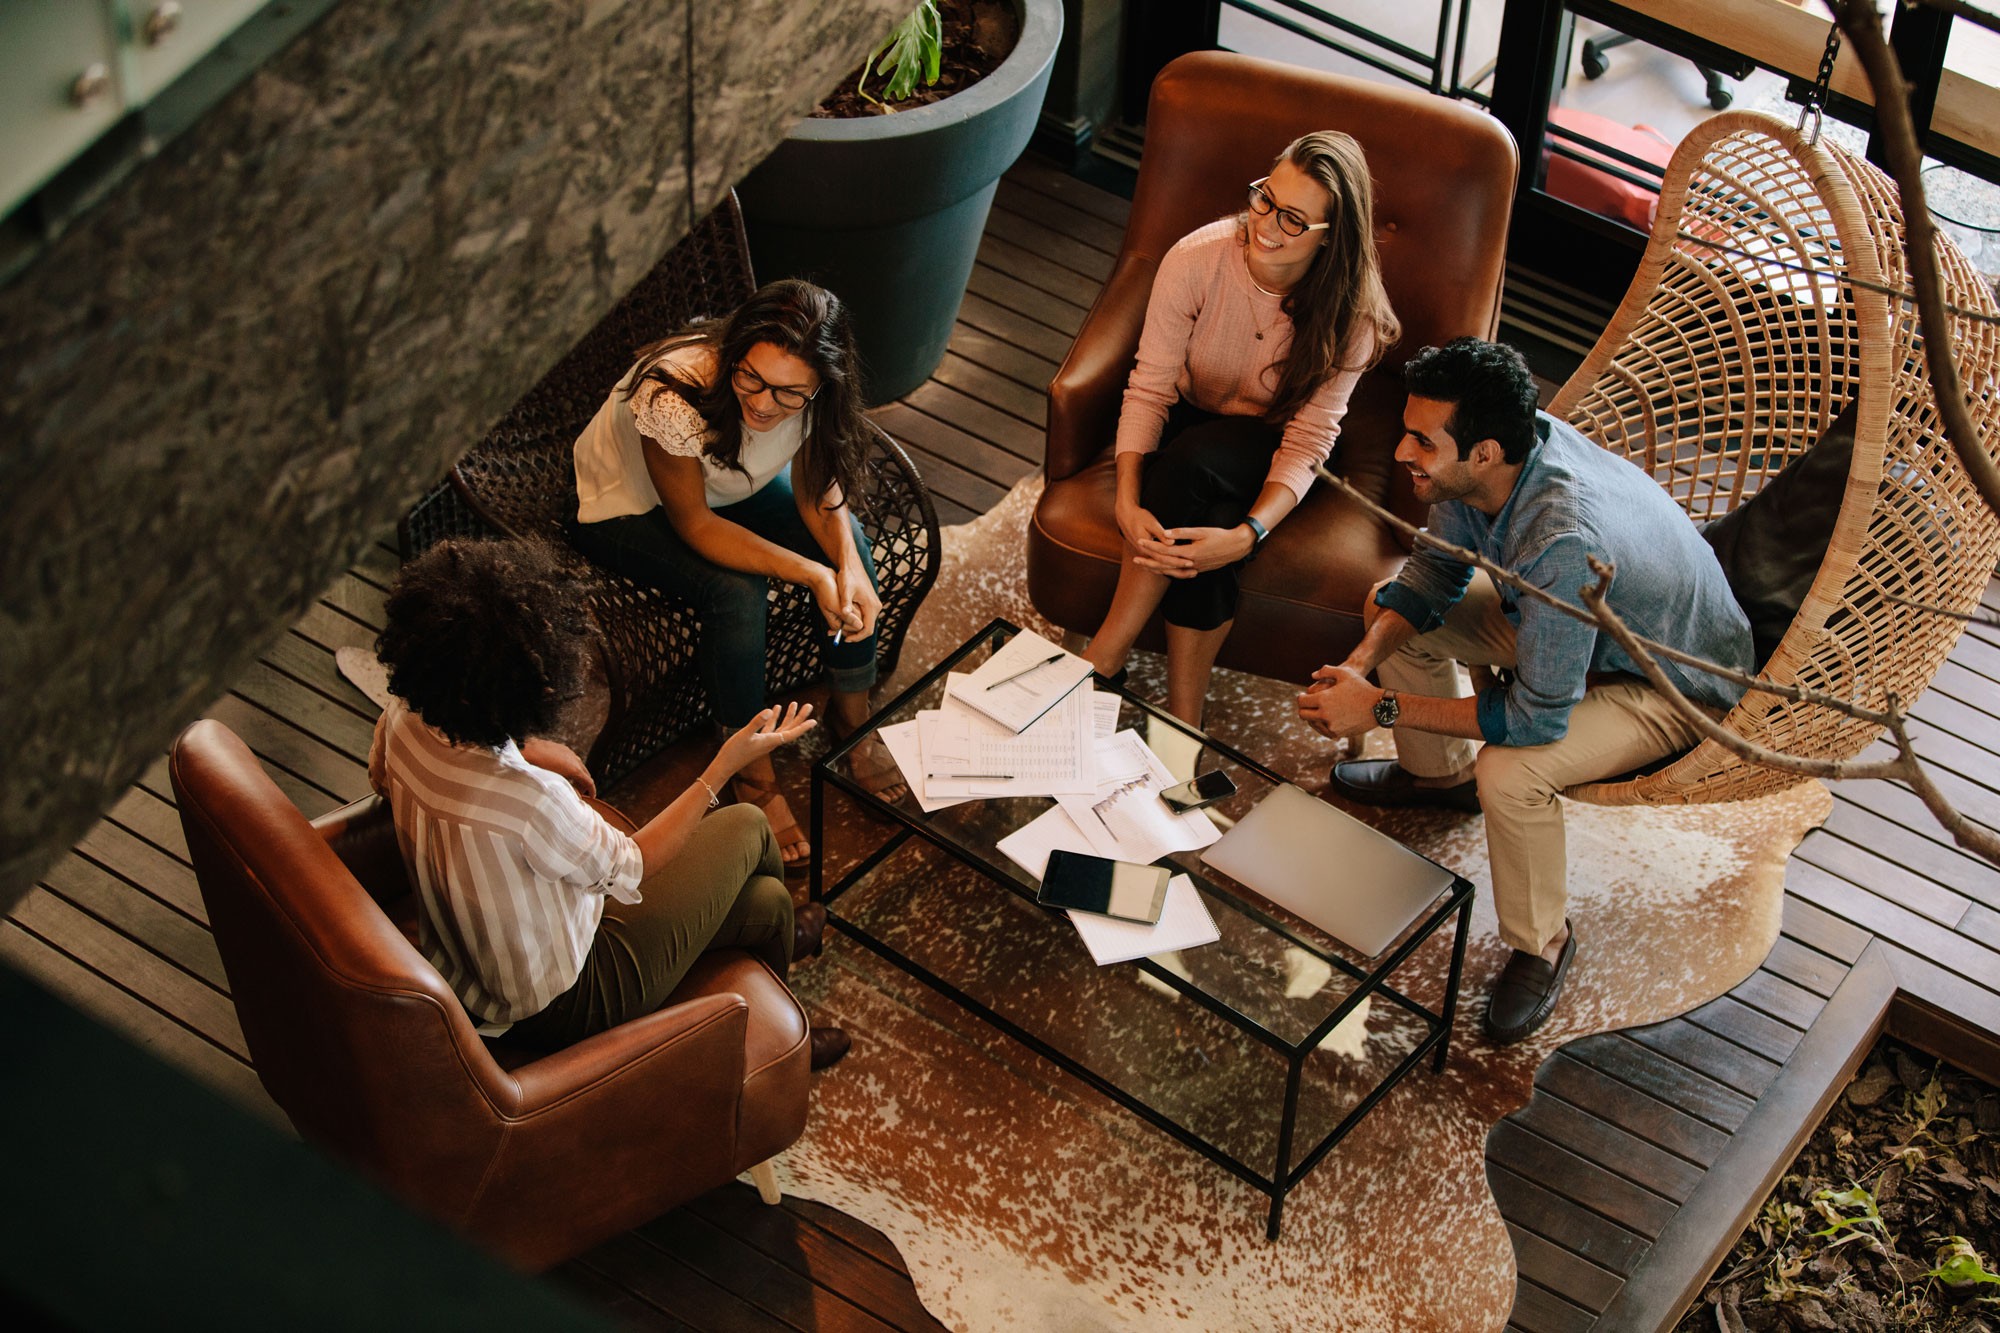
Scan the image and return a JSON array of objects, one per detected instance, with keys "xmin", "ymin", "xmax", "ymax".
[
  {"xmin": 1551, "ymin": 111, "xmax": 2000, "ymax": 805},
  {"xmin": 401, "ymin": 195, "xmax": 941, "ymax": 783}
]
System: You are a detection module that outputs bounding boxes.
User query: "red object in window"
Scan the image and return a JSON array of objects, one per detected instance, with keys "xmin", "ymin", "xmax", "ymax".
[{"xmin": 1545, "ymin": 105, "xmax": 1675, "ymax": 230}]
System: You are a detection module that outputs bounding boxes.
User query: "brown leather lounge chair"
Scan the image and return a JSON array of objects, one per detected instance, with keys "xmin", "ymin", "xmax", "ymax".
[
  {"xmin": 170, "ymin": 718, "xmax": 810, "ymax": 1271},
  {"xmin": 1027, "ymin": 51, "xmax": 1519, "ymax": 682}
]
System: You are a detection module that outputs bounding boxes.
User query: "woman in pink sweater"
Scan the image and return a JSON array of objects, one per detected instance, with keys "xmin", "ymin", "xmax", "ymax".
[{"xmin": 1084, "ymin": 131, "xmax": 1401, "ymax": 725}]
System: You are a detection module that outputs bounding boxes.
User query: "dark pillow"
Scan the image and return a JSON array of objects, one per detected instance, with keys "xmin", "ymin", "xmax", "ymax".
[{"xmin": 1700, "ymin": 402, "xmax": 1857, "ymax": 669}]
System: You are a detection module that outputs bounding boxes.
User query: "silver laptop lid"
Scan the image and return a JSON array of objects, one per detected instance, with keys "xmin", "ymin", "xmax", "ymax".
[{"xmin": 1200, "ymin": 783, "xmax": 1456, "ymax": 958}]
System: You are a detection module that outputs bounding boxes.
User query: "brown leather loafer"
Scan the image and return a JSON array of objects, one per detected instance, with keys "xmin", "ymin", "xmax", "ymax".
[
  {"xmin": 1328, "ymin": 759, "xmax": 1481, "ymax": 813},
  {"xmin": 809, "ymin": 1026, "xmax": 852, "ymax": 1070},
  {"xmin": 1483, "ymin": 923, "xmax": 1576, "ymax": 1044},
  {"xmin": 792, "ymin": 903, "xmax": 826, "ymax": 962}
]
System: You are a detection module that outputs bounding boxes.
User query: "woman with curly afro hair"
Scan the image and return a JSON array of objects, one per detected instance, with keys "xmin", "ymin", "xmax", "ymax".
[{"xmin": 368, "ymin": 536, "xmax": 849, "ymax": 1067}]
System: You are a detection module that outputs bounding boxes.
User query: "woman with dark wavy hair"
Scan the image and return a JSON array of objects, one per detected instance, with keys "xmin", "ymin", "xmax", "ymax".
[
  {"xmin": 571, "ymin": 278, "xmax": 899, "ymax": 870},
  {"xmin": 1084, "ymin": 131, "xmax": 1402, "ymax": 726},
  {"xmin": 369, "ymin": 537, "xmax": 848, "ymax": 1068}
]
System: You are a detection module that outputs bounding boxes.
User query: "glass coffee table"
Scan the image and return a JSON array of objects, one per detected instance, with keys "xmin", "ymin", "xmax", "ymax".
[{"xmin": 811, "ymin": 619, "xmax": 1474, "ymax": 1238}]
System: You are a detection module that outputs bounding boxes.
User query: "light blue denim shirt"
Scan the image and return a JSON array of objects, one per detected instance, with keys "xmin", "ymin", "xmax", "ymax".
[{"xmin": 1375, "ymin": 412, "xmax": 1753, "ymax": 746}]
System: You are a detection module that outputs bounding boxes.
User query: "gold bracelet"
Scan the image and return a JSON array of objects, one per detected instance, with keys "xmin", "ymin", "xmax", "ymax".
[{"xmin": 694, "ymin": 777, "xmax": 721, "ymax": 810}]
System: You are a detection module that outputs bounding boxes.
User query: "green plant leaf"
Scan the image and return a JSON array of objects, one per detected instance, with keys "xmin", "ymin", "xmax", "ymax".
[
  {"xmin": 1928, "ymin": 1237, "xmax": 2000, "ymax": 1288},
  {"xmin": 858, "ymin": 1, "xmax": 943, "ymax": 106}
]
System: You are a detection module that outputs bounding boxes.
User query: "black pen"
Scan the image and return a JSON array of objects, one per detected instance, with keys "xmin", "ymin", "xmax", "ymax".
[{"xmin": 983, "ymin": 651, "xmax": 1065, "ymax": 690}]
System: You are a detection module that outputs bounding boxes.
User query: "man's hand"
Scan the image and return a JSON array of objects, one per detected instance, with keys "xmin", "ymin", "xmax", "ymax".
[
  {"xmin": 1297, "ymin": 664, "xmax": 1380, "ymax": 740},
  {"xmin": 520, "ymin": 738, "xmax": 596, "ymax": 798}
]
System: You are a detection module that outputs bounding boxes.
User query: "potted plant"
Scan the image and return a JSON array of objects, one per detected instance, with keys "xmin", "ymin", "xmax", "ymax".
[{"xmin": 736, "ymin": 0, "xmax": 1063, "ymax": 406}]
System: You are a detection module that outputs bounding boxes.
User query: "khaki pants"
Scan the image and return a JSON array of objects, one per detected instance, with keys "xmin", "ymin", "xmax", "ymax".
[
  {"xmin": 512, "ymin": 804, "xmax": 794, "ymax": 1050},
  {"xmin": 1373, "ymin": 574, "xmax": 1707, "ymax": 955}
]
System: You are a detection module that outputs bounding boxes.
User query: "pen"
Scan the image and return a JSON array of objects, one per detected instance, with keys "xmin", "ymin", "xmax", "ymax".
[
  {"xmin": 983, "ymin": 651, "xmax": 1065, "ymax": 691},
  {"xmin": 927, "ymin": 772, "xmax": 1014, "ymax": 780},
  {"xmin": 831, "ymin": 628, "xmax": 844, "ymax": 645}
]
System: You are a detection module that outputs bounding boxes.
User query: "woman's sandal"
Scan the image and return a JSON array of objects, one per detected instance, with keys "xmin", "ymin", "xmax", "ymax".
[
  {"xmin": 826, "ymin": 718, "xmax": 908, "ymax": 802},
  {"xmin": 733, "ymin": 775, "xmax": 810, "ymax": 872}
]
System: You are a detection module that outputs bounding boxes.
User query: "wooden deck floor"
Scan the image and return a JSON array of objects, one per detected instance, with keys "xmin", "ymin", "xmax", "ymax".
[{"xmin": 11, "ymin": 154, "xmax": 2000, "ymax": 1332}]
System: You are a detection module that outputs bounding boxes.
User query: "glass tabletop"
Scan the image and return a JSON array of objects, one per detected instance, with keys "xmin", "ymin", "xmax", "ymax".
[{"xmin": 817, "ymin": 619, "xmax": 1464, "ymax": 1053}]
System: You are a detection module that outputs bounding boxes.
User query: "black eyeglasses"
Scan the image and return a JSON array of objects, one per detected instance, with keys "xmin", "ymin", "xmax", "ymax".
[
  {"xmin": 1247, "ymin": 178, "xmax": 1331, "ymax": 238},
  {"xmin": 731, "ymin": 362, "xmax": 820, "ymax": 411}
]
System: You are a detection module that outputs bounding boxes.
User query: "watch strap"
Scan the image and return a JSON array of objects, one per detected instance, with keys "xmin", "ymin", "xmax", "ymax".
[{"xmin": 1241, "ymin": 515, "xmax": 1269, "ymax": 560}]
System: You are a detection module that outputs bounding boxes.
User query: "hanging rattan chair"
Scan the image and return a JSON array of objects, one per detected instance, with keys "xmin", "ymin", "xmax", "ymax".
[{"xmin": 1552, "ymin": 110, "xmax": 2000, "ymax": 805}]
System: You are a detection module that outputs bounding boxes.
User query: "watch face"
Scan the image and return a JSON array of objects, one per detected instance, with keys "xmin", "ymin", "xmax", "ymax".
[{"xmin": 1373, "ymin": 693, "xmax": 1399, "ymax": 728}]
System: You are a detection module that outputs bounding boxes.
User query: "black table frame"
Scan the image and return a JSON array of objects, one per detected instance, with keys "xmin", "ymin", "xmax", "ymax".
[{"xmin": 811, "ymin": 618, "xmax": 1474, "ymax": 1239}]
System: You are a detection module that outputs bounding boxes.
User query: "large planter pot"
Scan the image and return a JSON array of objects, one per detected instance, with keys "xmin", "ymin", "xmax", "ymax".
[{"xmin": 738, "ymin": 0, "xmax": 1063, "ymax": 406}]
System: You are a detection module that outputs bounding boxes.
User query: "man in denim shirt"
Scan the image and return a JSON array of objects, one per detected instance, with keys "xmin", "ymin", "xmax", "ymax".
[{"xmin": 1299, "ymin": 338, "xmax": 1752, "ymax": 1043}]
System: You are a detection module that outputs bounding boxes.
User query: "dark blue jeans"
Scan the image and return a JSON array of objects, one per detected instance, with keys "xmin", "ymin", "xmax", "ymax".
[{"xmin": 570, "ymin": 466, "xmax": 880, "ymax": 727}]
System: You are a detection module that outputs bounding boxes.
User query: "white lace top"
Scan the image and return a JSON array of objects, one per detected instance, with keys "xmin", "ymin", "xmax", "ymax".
[{"xmin": 573, "ymin": 343, "xmax": 808, "ymax": 517}]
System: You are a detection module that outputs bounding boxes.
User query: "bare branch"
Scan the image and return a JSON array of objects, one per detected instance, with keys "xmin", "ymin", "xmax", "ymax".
[
  {"xmin": 1884, "ymin": 710, "xmax": 2000, "ymax": 861},
  {"xmin": 1879, "ymin": 587, "xmax": 2000, "ymax": 627},
  {"xmin": 1670, "ymin": 228, "xmax": 2000, "ymax": 328},
  {"xmin": 1311, "ymin": 464, "xmax": 1899, "ymax": 729},
  {"xmin": 1828, "ymin": 0, "xmax": 2000, "ymax": 516}
]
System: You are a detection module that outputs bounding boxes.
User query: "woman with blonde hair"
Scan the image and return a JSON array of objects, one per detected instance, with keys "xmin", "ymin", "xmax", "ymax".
[{"xmin": 1084, "ymin": 131, "xmax": 1401, "ymax": 725}]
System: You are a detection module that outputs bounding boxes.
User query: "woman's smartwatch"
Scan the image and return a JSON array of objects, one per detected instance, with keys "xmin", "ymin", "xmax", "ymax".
[{"xmin": 1241, "ymin": 515, "xmax": 1270, "ymax": 559}]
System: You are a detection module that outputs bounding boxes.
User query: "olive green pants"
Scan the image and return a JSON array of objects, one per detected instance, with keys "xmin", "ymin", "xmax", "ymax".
[{"xmin": 511, "ymin": 804, "xmax": 793, "ymax": 1050}]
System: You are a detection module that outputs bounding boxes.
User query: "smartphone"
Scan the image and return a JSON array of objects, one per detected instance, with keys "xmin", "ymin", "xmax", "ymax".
[
  {"xmin": 1159, "ymin": 770, "xmax": 1237, "ymax": 813},
  {"xmin": 1036, "ymin": 849, "xmax": 1172, "ymax": 925}
]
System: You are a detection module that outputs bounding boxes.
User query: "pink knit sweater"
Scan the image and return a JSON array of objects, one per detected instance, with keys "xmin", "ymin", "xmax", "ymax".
[{"xmin": 1114, "ymin": 219, "xmax": 1372, "ymax": 503}]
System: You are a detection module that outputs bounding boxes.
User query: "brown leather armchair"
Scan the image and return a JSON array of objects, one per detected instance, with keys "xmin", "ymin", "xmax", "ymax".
[
  {"xmin": 169, "ymin": 718, "xmax": 810, "ymax": 1271},
  {"xmin": 1027, "ymin": 52, "xmax": 1518, "ymax": 683}
]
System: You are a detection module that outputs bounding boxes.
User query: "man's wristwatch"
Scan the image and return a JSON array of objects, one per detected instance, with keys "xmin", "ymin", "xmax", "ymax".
[
  {"xmin": 1372, "ymin": 688, "xmax": 1401, "ymax": 729},
  {"xmin": 1241, "ymin": 515, "xmax": 1270, "ymax": 560}
]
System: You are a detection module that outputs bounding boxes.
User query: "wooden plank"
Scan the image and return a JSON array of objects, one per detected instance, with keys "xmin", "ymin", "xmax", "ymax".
[
  {"xmin": 1928, "ymin": 660, "xmax": 2000, "ymax": 724},
  {"xmin": 940, "ymin": 320, "xmax": 1060, "ymax": 396},
  {"xmin": 1505, "ymin": 1276, "xmax": 1602, "ymax": 1333},
  {"xmin": 1816, "ymin": 801, "xmax": 1996, "ymax": 912},
  {"xmin": 1727, "ymin": 968, "xmax": 1825, "ymax": 1030},
  {"xmin": 1505, "ymin": 1091, "xmax": 1705, "ymax": 1202},
  {"xmin": 201, "ymin": 694, "xmax": 362, "ymax": 814},
  {"xmin": 1682, "ymin": 994, "xmax": 1805, "ymax": 1066},
  {"xmin": 549, "ymin": 1260, "xmax": 693, "ymax": 1331},
  {"xmin": 1795, "ymin": 824, "xmax": 1975, "ymax": 925},
  {"xmin": 629, "ymin": 1208, "xmax": 902, "ymax": 1333},
  {"xmin": 929, "ymin": 493, "xmax": 976, "ymax": 529},
  {"xmin": 1485, "ymin": 1161, "xmax": 1651, "ymax": 1277},
  {"xmin": 316, "ymin": 567, "xmax": 391, "ymax": 631},
  {"xmin": 994, "ymin": 177, "xmax": 1126, "ymax": 256},
  {"xmin": 955, "ymin": 290, "xmax": 1076, "ymax": 364},
  {"xmin": 870, "ymin": 404, "xmax": 1030, "ymax": 498},
  {"xmin": 1909, "ymin": 689, "xmax": 2000, "ymax": 762},
  {"xmin": 1565, "ymin": 1034, "xmax": 1756, "ymax": 1132},
  {"xmin": 7, "ymin": 888, "xmax": 247, "ymax": 1061},
  {"xmin": 231, "ymin": 658, "xmax": 377, "ymax": 762},
  {"xmin": 1006, "ymin": 155, "xmax": 1132, "ymax": 227},
  {"xmin": 965, "ymin": 264, "xmax": 1088, "ymax": 340},
  {"xmin": 926, "ymin": 351, "xmax": 1046, "ymax": 428},
  {"xmin": 1779, "ymin": 891, "xmax": 1872, "ymax": 964},
  {"xmin": 682, "ymin": 1190, "xmax": 943, "ymax": 1331},
  {"xmin": 1507, "ymin": 1224, "xmax": 1623, "ymax": 1321},
  {"xmin": 1761, "ymin": 934, "xmax": 1850, "ymax": 999},
  {"xmin": 1595, "ymin": 947, "xmax": 1896, "ymax": 1331},
  {"xmin": 1621, "ymin": 1017, "xmax": 1784, "ymax": 1101},
  {"xmin": 1786, "ymin": 857, "xmax": 2000, "ymax": 996},
  {"xmin": 1959, "ymin": 901, "xmax": 2000, "ymax": 955},
  {"xmin": 575, "ymin": 1232, "xmax": 794, "ymax": 1333},
  {"xmin": 897, "ymin": 380, "xmax": 1046, "ymax": 464},
  {"xmin": 980, "ymin": 206, "xmax": 1117, "ymax": 283},
  {"xmin": 262, "ymin": 629, "xmax": 380, "ymax": 721},
  {"xmin": 1534, "ymin": 1051, "xmax": 1730, "ymax": 1166},
  {"xmin": 0, "ymin": 920, "xmax": 280, "ymax": 1127},
  {"xmin": 1487, "ymin": 1120, "xmax": 1679, "ymax": 1240},
  {"xmin": 39, "ymin": 852, "xmax": 224, "ymax": 990},
  {"xmin": 72, "ymin": 815, "xmax": 204, "ymax": 924}
]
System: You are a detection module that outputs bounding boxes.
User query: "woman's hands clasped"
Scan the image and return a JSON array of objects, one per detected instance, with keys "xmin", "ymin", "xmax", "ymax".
[
  {"xmin": 715, "ymin": 703, "xmax": 818, "ymax": 776},
  {"xmin": 1118, "ymin": 494, "xmax": 1259, "ymax": 580}
]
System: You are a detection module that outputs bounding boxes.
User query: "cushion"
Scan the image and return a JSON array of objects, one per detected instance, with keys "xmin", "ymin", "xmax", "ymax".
[{"xmin": 1700, "ymin": 402, "xmax": 1857, "ymax": 668}]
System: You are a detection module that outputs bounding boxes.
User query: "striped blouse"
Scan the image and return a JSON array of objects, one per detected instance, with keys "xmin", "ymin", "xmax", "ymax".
[{"xmin": 367, "ymin": 698, "xmax": 644, "ymax": 1034}]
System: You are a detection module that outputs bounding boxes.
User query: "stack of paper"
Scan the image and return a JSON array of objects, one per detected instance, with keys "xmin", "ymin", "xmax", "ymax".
[
  {"xmin": 915, "ymin": 673, "xmax": 1097, "ymax": 802},
  {"xmin": 996, "ymin": 806, "xmax": 1221, "ymax": 966},
  {"xmin": 1057, "ymin": 730, "xmax": 1223, "ymax": 865},
  {"xmin": 947, "ymin": 630, "xmax": 1094, "ymax": 733}
]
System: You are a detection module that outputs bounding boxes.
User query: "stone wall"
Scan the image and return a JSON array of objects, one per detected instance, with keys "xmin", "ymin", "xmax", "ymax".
[{"xmin": 0, "ymin": 0, "xmax": 906, "ymax": 909}]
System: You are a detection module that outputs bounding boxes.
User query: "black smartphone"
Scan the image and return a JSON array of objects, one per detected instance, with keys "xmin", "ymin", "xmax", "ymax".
[
  {"xmin": 1036, "ymin": 849, "xmax": 1172, "ymax": 924},
  {"xmin": 1159, "ymin": 769, "xmax": 1237, "ymax": 813}
]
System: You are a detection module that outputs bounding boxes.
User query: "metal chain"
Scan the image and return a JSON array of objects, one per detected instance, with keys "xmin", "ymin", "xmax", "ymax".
[{"xmin": 1798, "ymin": 14, "xmax": 1844, "ymax": 146}]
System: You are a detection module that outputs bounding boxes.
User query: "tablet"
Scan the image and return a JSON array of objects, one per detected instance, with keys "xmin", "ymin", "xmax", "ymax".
[{"xmin": 1036, "ymin": 849, "xmax": 1171, "ymax": 925}]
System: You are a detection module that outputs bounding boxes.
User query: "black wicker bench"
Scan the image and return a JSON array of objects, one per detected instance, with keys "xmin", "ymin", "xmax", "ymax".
[{"xmin": 402, "ymin": 194, "xmax": 940, "ymax": 782}]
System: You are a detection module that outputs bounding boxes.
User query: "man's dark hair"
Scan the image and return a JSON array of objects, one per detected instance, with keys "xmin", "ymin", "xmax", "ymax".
[
  {"xmin": 1401, "ymin": 337, "xmax": 1540, "ymax": 464},
  {"xmin": 375, "ymin": 538, "xmax": 590, "ymax": 749}
]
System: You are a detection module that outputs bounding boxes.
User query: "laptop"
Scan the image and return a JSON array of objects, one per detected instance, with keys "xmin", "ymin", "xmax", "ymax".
[{"xmin": 1200, "ymin": 783, "xmax": 1457, "ymax": 958}]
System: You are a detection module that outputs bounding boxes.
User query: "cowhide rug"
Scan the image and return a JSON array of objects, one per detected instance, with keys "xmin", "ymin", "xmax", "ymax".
[{"xmin": 772, "ymin": 475, "xmax": 1831, "ymax": 1332}]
